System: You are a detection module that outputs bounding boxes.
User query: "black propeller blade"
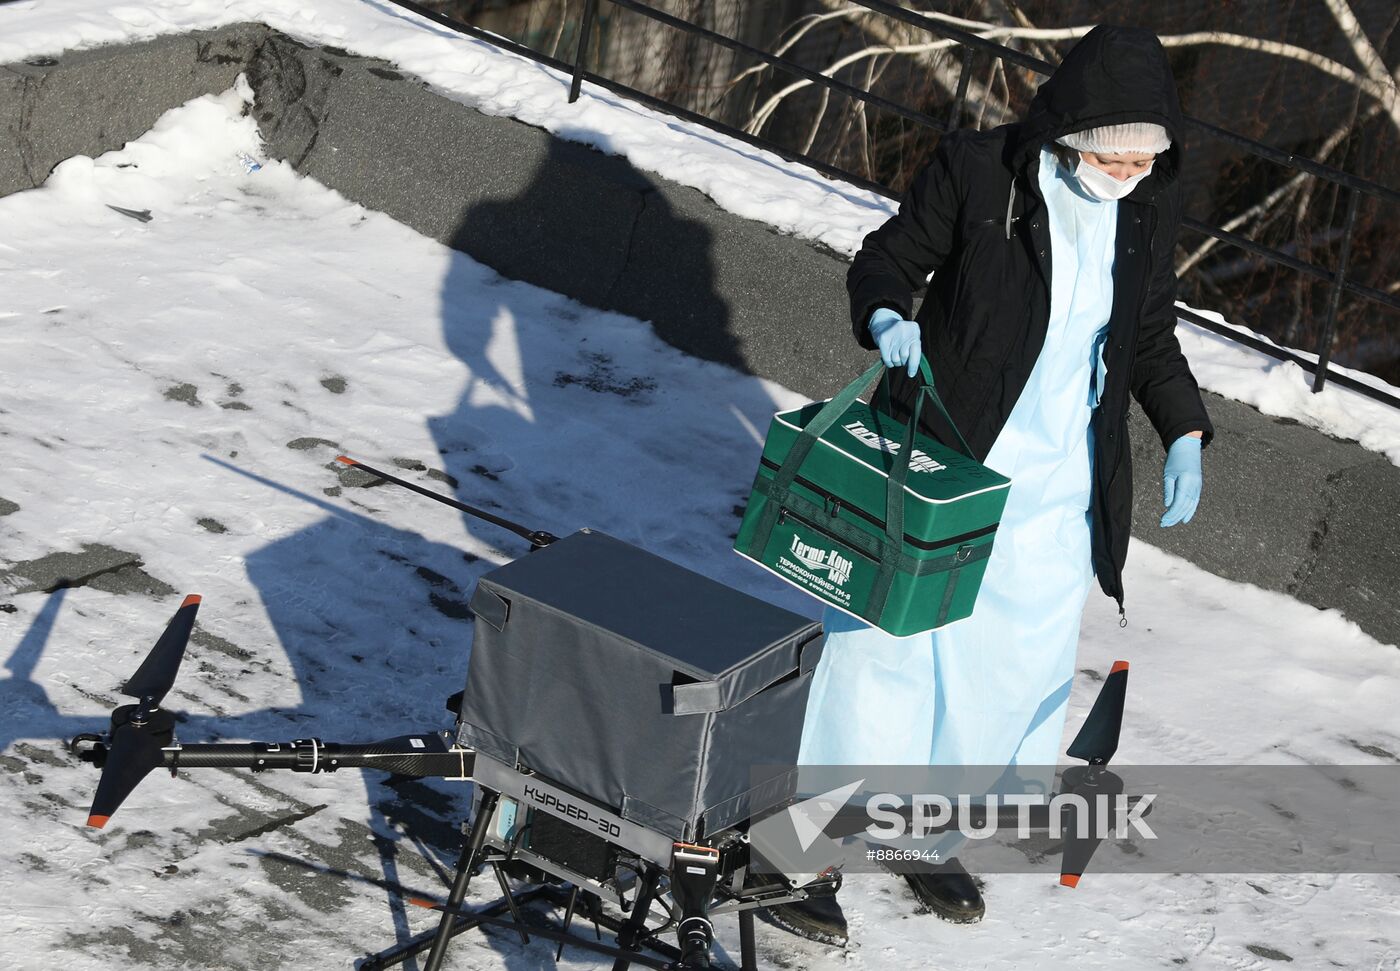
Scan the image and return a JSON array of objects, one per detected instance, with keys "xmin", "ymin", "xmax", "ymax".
[
  {"xmin": 1056, "ymin": 765, "xmax": 1126, "ymax": 888},
  {"xmin": 1060, "ymin": 660, "xmax": 1129, "ymax": 888},
  {"xmin": 87, "ymin": 706, "xmax": 174, "ymax": 829},
  {"xmin": 86, "ymin": 594, "xmax": 200, "ymax": 829},
  {"xmin": 122, "ymin": 594, "xmax": 200, "ymax": 705},
  {"xmin": 1066, "ymin": 660, "xmax": 1128, "ymax": 765}
]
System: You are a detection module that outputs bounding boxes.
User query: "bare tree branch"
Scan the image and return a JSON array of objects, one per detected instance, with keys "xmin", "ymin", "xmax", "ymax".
[
  {"xmin": 994, "ymin": 0, "xmax": 1062, "ymax": 65},
  {"xmin": 802, "ymin": 83, "xmax": 833, "ymax": 154},
  {"xmin": 1320, "ymin": 0, "xmax": 1400, "ymax": 131},
  {"xmin": 1322, "ymin": 0, "xmax": 1400, "ymax": 85},
  {"xmin": 812, "ymin": 0, "xmax": 1017, "ymax": 127},
  {"xmin": 725, "ymin": 8, "xmax": 860, "ymax": 91},
  {"xmin": 1176, "ymin": 102, "xmax": 1380, "ymax": 279},
  {"xmin": 739, "ymin": 4, "xmax": 1400, "ymax": 139},
  {"xmin": 1159, "ymin": 32, "xmax": 1395, "ymax": 116},
  {"xmin": 745, "ymin": 37, "xmax": 965, "ymax": 136}
]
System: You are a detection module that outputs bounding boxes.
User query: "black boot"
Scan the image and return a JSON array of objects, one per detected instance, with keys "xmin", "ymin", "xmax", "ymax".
[
  {"xmin": 757, "ymin": 892, "xmax": 849, "ymax": 946},
  {"xmin": 901, "ymin": 858, "xmax": 985, "ymax": 923}
]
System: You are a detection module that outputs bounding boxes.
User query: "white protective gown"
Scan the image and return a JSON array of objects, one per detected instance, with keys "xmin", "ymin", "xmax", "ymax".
[{"xmin": 798, "ymin": 148, "xmax": 1117, "ymax": 771}]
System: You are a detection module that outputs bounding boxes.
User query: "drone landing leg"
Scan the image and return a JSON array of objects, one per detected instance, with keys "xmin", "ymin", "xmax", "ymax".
[
  {"xmin": 362, "ymin": 894, "xmax": 534, "ymax": 970},
  {"xmin": 490, "ymin": 860, "xmax": 531, "ymax": 945},
  {"xmin": 738, "ymin": 908, "xmax": 758, "ymax": 971},
  {"xmin": 610, "ymin": 863, "xmax": 663, "ymax": 971},
  {"xmin": 556, "ymin": 884, "xmax": 580, "ymax": 960},
  {"xmin": 421, "ymin": 790, "xmax": 500, "ymax": 971}
]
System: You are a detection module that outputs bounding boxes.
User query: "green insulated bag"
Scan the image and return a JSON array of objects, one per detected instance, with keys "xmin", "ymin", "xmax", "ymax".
[{"xmin": 735, "ymin": 359, "xmax": 1010, "ymax": 637}]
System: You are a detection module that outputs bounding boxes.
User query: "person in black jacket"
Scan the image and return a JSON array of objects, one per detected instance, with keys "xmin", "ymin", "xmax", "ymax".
[
  {"xmin": 775, "ymin": 25, "xmax": 1213, "ymax": 944},
  {"xmin": 848, "ymin": 24, "xmax": 1213, "ymax": 605}
]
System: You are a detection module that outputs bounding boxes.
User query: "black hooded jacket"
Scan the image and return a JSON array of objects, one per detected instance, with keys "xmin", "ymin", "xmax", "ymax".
[{"xmin": 846, "ymin": 24, "xmax": 1213, "ymax": 610}]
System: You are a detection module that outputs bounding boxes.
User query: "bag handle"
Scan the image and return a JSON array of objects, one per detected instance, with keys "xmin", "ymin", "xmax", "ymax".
[
  {"xmin": 764, "ymin": 356, "xmax": 970, "ymax": 507},
  {"xmin": 866, "ymin": 380, "xmax": 946, "ymax": 614},
  {"xmin": 895, "ymin": 358, "xmax": 973, "ymax": 459},
  {"xmin": 744, "ymin": 356, "xmax": 972, "ymax": 612}
]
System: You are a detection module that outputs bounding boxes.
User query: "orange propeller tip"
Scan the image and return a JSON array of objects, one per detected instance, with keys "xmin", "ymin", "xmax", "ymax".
[
  {"xmin": 180, "ymin": 594, "xmax": 202, "ymax": 608},
  {"xmin": 1110, "ymin": 660, "xmax": 1129, "ymax": 674},
  {"xmin": 87, "ymin": 814, "xmax": 110, "ymax": 830},
  {"xmin": 407, "ymin": 897, "xmax": 435, "ymax": 909},
  {"xmin": 1059, "ymin": 873, "xmax": 1081, "ymax": 889},
  {"xmin": 334, "ymin": 455, "xmax": 356, "ymax": 465}
]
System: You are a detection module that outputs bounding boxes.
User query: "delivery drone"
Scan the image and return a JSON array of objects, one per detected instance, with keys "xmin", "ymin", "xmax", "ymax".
[{"xmin": 68, "ymin": 457, "xmax": 1136, "ymax": 970}]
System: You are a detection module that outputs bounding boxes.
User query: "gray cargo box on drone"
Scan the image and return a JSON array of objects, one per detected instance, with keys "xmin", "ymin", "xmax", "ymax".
[{"xmin": 456, "ymin": 529, "xmax": 824, "ymax": 841}]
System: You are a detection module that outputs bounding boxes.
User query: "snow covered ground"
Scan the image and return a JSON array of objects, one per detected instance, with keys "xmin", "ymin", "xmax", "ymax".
[
  {"xmin": 3, "ymin": 0, "xmax": 1400, "ymax": 467},
  {"xmin": 2, "ymin": 85, "xmax": 1399, "ymax": 970}
]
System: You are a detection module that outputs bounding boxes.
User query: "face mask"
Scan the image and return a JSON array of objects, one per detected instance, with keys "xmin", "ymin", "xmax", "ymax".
[{"xmin": 1072, "ymin": 157, "xmax": 1153, "ymax": 201}]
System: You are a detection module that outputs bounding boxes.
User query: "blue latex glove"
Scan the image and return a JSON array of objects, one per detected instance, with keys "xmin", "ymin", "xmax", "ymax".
[
  {"xmin": 1160, "ymin": 435, "xmax": 1203, "ymax": 527},
  {"xmin": 868, "ymin": 308, "xmax": 922, "ymax": 378}
]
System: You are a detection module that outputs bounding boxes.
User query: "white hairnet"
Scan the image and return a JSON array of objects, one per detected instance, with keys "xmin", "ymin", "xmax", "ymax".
[{"xmin": 1056, "ymin": 122, "xmax": 1171, "ymax": 155}]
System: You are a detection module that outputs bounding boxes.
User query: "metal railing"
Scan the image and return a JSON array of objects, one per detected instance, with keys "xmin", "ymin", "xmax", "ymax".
[{"xmin": 393, "ymin": 0, "xmax": 1400, "ymax": 409}]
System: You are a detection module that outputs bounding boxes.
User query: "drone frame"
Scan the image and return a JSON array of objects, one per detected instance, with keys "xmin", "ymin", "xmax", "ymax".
[{"xmin": 67, "ymin": 457, "xmax": 1136, "ymax": 970}]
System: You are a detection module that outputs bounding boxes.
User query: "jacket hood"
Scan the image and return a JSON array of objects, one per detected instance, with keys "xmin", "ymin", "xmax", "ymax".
[{"xmin": 1015, "ymin": 25, "xmax": 1184, "ymax": 189}]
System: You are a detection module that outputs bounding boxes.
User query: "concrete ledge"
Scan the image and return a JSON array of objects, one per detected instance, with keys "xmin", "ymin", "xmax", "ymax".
[
  {"xmin": 4, "ymin": 27, "xmax": 1397, "ymax": 646},
  {"xmin": 0, "ymin": 24, "xmax": 268, "ymax": 196},
  {"xmin": 1130, "ymin": 395, "xmax": 1400, "ymax": 641},
  {"xmin": 245, "ymin": 34, "xmax": 856, "ymax": 379}
]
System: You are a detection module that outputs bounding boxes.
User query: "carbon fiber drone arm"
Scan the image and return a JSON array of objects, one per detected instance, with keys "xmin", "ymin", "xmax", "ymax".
[{"xmin": 164, "ymin": 733, "xmax": 474, "ymax": 778}]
